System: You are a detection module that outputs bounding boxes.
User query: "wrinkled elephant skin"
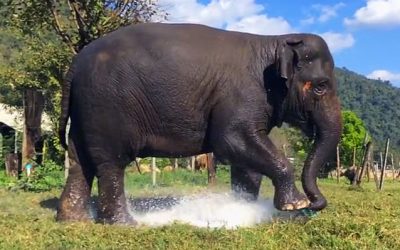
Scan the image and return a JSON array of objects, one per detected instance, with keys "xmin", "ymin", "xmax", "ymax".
[{"xmin": 57, "ymin": 23, "xmax": 342, "ymax": 224}]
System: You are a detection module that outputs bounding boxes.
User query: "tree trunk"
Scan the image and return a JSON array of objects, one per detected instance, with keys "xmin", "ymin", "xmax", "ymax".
[{"xmin": 22, "ymin": 89, "xmax": 44, "ymax": 167}]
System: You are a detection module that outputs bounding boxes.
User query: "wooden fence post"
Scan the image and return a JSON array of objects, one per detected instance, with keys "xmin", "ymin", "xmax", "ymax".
[
  {"xmin": 391, "ymin": 154, "xmax": 395, "ymax": 181},
  {"xmin": 64, "ymin": 151, "xmax": 69, "ymax": 179},
  {"xmin": 336, "ymin": 146, "xmax": 340, "ymax": 183},
  {"xmin": 174, "ymin": 158, "xmax": 178, "ymax": 170},
  {"xmin": 0, "ymin": 133, "xmax": 3, "ymax": 162},
  {"xmin": 356, "ymin": 141, "xmax": 372, "ymax": 186},
  {"xmin": 151, "ymin": 157, "xmax": 156, "ymax": 186},
  {"xmin": 368, "ymin": 144, "xmax": 373, "ymax": 182},
  {"xmin": 379, "ymin": 138, "xmax": 390, "ymax": 190},
  {"xmin": 372, "ymin": 162, "xmax": 380, "ymax": 190},
  {"xmin": 207, "ymin": 153, "xmax": 216, "ymax": 186},
  {"xmin": 191, "ymin": 156, "xmax": 195, "ymax": 171},
  {"xmin": 351, "ymin": 147, "xmax": 358, "ymax": 185},
  {"xmin": 14, "ymin": 130, "xmax": 18, "ymax": 154}
]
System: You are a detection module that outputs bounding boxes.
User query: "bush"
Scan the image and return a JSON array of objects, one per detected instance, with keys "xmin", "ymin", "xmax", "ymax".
[
  {"xmin": 8, "ymin": 160, "xmax": 64, "ymax": 192},
  {"xmin": 0, "ymin": 170, "xmax": 13, "ymax": 188}
]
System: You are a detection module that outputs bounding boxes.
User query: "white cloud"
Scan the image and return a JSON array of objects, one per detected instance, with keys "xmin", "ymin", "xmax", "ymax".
[
  {"xmin": 344, "ymin": 0, "xmax": 400, "ymax": 27},
  {"xmin": 156, "ymin": 1, "xmax": 354, "ymax": 53},
  {"xmin": 157, "ymin": 0, "xmax": 295, "ymax": 35},
  {"xmin": 226, "ymin": 15, "xmax": 294, "ymax": 35},
  {"xmin": 319, "ymin": 32, "xmax": 355, "ymax": 53},
  {"xmin": 300, "ymin": 3, "xmax": 345, "ymax": 26},
  {"xmin": 314, "ymin": 2, "xmax": 345, "ymax": 22},
  {"xmin": 367, "ymin": 70, "xmax": 400, "ymax": 85},
  {"xmin": 300, "ymin": 17, "xmax": 315, "ymax": 26}
]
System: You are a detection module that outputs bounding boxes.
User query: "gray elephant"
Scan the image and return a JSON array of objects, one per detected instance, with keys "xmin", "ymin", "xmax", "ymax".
[{"xmin": 57, "ymin": 23, "xmax": 342, "ymax": 224}]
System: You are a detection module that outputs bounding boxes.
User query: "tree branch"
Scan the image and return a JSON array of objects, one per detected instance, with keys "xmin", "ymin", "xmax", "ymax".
[{"xmin": 44, "ymin": 0, "xmax": 77, "ymax": 54}]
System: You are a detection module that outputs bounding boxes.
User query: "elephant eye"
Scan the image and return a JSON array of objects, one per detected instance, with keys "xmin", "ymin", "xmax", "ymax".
[
  {"xmin": 296, "ymin": 61, "xmax": 306, "ymax": 70},
  {"xmin": 313, "ymin": 83, "xmax": 327, "ymax": 96}
]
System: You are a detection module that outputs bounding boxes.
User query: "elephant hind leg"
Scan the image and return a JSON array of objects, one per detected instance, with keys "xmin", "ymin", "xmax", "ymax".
[
  {"xmin": 231, "ymin": 166, "xmax": 262, "ymax": 201},
  {"xmin": 95, "ymin": 161, "xmax": 136, "ymax": 225},
  {"xmin": 57, "ymin": 138, "xmax": 94, "ymax": 222}
]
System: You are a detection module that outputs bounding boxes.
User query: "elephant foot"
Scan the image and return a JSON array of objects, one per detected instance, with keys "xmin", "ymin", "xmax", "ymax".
[
  {"xmin": 97, "ymin": 213, "xmax": 137, "ymax": 226},
  {"xmin": 308, "ymin": 196, "xmax": 327, "ymax": 211},
  {"xmin": 274, "ymin": 187, "xmax": 310, "ymax": 211},
  {"xmin": 232, "ymin": 190, "xmax": 258, "ymax": 202},
  {"xmin": 56, "ymin": 199, "xmax": 91, "ymax": 222}
]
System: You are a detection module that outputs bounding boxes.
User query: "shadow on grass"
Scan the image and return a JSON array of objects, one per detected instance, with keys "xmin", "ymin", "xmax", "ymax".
[
  {"xmin": 40, "ymin": 197, "xmax": 59, "ymax": 210},
  {"xmin": 39, "ymin": 196, "xmax": 181, "ymax": 212},
  {"xmin": 39, "ymin": 194, "xmax": 313, "ymax": 228}
]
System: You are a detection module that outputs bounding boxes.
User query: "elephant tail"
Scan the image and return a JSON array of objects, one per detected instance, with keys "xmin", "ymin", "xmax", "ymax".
[{"xmin": 58, "ymin": 65, "xmax": 74, "ymax": 150}]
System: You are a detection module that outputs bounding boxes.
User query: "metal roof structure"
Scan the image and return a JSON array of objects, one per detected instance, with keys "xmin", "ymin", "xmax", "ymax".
[{"xmin": 0, "ymin": 104, "xmax": 52, "ymax": 132}]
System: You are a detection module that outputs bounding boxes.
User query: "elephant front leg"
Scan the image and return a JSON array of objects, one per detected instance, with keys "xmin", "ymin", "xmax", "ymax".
[
  {"xmin": 57, "ymin": 139, "xmax": 94, "ymax": 222},
  {"xmin": 217, "ymin": 132, "xmax": 310, "ymax": 211},
  {"xmin": 231, "ymin": 166, "xmax": 262, "ymax": 201},
  {"xmin": 96, "ymin": 164, "xmax": 136, "ymax": 225}
]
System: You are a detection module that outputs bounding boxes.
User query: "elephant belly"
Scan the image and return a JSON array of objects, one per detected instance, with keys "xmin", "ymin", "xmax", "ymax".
[{"xmin": 138, "ymin": 132, "xmax": 209, "ymax": 158}]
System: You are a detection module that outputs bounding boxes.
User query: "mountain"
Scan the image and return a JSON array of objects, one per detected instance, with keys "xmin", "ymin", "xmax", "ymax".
[{"xmin": 336, "ymin": 67, "xmax": 400, "ymax": 150}]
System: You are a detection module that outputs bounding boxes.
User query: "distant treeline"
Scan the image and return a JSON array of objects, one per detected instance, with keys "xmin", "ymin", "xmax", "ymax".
[{"xmin": 336, "ymin": 67, "xmax": 400, "ymax": 151}]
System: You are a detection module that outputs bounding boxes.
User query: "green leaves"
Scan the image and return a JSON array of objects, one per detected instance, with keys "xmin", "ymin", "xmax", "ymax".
[
  {"xmin": 1, "ymin": 0, "xmax": 164, "ymax": 128},
  {"xmin": 0, "ymin": 26, "xmax": 71, "ymax": 116},
  {"xmin": 5, "ymin": 0, "xmax": 165, "ymax": 53},
  {"xmin": 0, "ymin": 1, "xmax": 166, "ymax": 163},
  {"xmin": 340, "ymin": 110, "xmax": 367, "ymax": 166}
]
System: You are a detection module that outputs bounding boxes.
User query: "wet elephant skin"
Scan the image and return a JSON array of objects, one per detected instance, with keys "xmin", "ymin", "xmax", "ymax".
[{"xmin": 57, "ymin": 23, "xmax": 342, "ymax": 224}]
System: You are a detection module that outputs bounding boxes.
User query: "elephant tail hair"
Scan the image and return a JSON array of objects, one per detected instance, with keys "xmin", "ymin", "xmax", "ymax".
[{"xmin": 58, "ymin": 65, "xmax": 74, "ymax": 150}]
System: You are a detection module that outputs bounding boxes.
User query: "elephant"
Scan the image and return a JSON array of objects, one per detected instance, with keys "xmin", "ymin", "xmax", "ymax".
[
  {"xmin": 340, "ymin": 167, "xmax": 357, "ymax": 184},
  {"xmin": 194, "ymin": 154, "xmax": 213, "ymax": 171},
  {"xmin": 57, "ymin": 23, "xmax": 342, "ymax": 224}
]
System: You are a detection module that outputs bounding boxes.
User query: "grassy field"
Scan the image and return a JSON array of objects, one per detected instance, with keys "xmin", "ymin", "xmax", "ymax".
[{"xmin": 0, "ymin": 168, "xmax": 399, "ymax": 249}]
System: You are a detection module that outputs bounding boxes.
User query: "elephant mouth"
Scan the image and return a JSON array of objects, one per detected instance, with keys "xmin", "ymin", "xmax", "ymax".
[
  {"xmin": 302, "ymin": 114, "xmax": 317, "ymax": 139},
  {"xmin": 286, "ymin": 111, "xmax": 316, "ymax": 139},
  {"xmin": 302, "ymin": 123, "xmax": 316, "ymax": 138}
]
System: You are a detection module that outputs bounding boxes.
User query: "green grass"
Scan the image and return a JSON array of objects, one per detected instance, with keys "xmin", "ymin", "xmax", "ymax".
[{"xmin": 0, "ymin": 169, "xmax": 399, "ymax": 249}]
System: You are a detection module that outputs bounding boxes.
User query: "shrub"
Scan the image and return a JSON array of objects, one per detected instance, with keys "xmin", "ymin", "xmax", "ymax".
[{"xmin": 8, "ymin": 160, "xmax": 64, "ymax": 192}]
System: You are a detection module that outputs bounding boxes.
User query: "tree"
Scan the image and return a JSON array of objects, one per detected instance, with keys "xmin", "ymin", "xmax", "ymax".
[
  {"xmin": 1, "ymin": 0, "xmax": 164, "ymax": 166},
  {"xmin": 282, "ymin": 111, "xmax": 368, "ymax": 173},
  {"xmin": 6, "ymin": 0, "xmax": 164, "ymax": 54},
  {"xmin": 0, "ymin": 26, "xmax": 71, "ymax": 165},
  {"xmin": 340, "ymin": 110, "xmax": 368, "ymax": 167}
]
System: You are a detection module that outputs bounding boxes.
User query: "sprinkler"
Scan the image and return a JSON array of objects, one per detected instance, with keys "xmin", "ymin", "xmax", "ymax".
[{"xmin": 300, "ymin": 208, "xmax": 318, "ymax": 218}]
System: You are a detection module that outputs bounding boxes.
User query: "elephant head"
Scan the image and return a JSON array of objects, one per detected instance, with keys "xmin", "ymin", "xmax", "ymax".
[{"xmin": 277, "ymin": 34, "xmax": 342, "ymax": 211}]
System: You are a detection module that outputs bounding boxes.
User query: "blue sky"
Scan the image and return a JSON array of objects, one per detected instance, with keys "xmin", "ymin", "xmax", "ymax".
[{"xmin": 158, "ymin": 0, "xmax": 400, "ymax": 86}]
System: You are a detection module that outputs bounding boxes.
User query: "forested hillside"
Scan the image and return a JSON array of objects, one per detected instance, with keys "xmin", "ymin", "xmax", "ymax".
[{"xmin": 336, "ymin": 67, "xmax": 400, "ymax": 150}]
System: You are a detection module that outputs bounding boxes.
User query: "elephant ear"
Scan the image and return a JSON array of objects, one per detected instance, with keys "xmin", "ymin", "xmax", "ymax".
[{"xmin": 278, "ymin": 38, "xmax": 303, "ymax": 83}]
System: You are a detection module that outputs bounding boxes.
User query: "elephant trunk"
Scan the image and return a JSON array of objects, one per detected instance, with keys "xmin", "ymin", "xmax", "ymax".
[{"xmin": 302, "ymin": 97, "xmax": 342, "ymax": 211}]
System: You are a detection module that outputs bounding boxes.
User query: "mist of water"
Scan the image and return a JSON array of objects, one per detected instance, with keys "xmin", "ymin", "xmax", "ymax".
[{"xmin": 129, "ymin": 193, "xmax": 290, "ymax": 229}]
